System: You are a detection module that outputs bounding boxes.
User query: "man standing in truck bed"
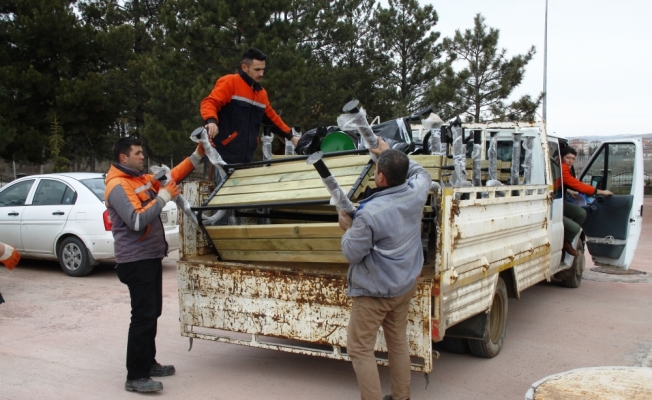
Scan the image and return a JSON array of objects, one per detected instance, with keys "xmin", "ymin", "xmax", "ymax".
[
  {"xmin": 200, "ymin": 48, "xmax": 298, "ymax": 164},
  {"xmin": 338, "ymin": 138, "xmax": 431, "ymax": 400}
]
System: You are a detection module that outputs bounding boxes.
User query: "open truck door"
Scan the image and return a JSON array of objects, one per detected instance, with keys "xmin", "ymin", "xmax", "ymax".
[{"xmin": 578, "ymin": 139, "xmax": 644, "ymax": 269}]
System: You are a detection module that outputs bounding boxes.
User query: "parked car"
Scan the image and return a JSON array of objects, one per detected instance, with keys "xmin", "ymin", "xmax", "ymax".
[{"xmin": 0, "ymin": 173, "xmax": 179, "ymax": 277}]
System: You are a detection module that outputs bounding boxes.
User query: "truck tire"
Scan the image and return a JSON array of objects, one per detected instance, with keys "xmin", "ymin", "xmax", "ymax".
[
  {"xmin": 560, "ymin": 241, "xmax": 584, "ymax": 288},
  {"xmin": 442, "ymin": 336, "xmax": 469, "ymax": 354},
  {"xmin": 58, "ymin": 237, "xmax": 94, "ymax": 277},
  {"xmin": 468, "ymin": 277, "xmax": 508, "ymax": 358}
]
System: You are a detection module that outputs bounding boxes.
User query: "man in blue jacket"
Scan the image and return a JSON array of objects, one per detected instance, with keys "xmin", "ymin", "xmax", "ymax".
[{"xmin": 339, "ymin": 138, "xmax": 431, "ymax": 400}]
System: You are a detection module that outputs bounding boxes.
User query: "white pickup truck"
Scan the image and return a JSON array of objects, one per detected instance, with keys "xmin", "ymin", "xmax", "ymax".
[{"xmin": 175, "ymin": 122, "xmax": 643, "ymax": 374}]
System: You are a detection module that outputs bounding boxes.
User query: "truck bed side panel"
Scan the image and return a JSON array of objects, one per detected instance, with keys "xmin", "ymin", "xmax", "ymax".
[
  {"xmin": 438, "ymin": 186, "xmax": 551, "ymax": 334},
  {"xmin": 178, "ymin": 259, "xmax": 434, "ymax": 372}
]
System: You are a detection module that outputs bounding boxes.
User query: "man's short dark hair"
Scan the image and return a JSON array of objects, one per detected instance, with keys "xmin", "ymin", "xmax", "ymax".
[
  {"xmin": 377, "ymin": 149, "xmax": 409, "ymax": 187},
  {"xmin": 561, "ymin": 146, "xmax": 577, "ymax": 157},
  {"xmin": 242, "ymin": 48, "xmax": 267, "ymax": 65},
  {"xmin": 113, "ymin": 137, "xmax": 142, "ymax": 163}
]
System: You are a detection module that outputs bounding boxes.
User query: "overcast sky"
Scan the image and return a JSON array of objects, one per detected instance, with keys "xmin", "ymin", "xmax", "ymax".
[{"xmin": 424, "ymin": 0, "xmax": 652, "ymax": 137}]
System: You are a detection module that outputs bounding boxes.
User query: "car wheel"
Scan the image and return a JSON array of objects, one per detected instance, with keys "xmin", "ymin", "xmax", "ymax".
[
  {"xmin": 468, "ymin": 277, "xmax": 508, "ymax": 358},
  {"xmin": 560, "ymin": 241, "xmax": 585, "ymax": 288},
  {"xmin": 58, "ymin": 237, "xmax": 94, "ymax": 277},
  {"xmin": 442, "ymin": 336, "xmax": 470, "ymax": 354}
]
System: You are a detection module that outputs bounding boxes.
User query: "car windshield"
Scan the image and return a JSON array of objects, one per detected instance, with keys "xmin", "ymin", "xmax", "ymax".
[{"xmin": 80, "ymin": 178, "xmax": 106, "ymax": 201}]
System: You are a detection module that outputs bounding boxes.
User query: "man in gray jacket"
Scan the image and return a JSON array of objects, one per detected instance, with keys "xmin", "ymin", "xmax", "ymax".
[{"xmin": 339, "ymin": 138, "xmax": 431, "ymax": 400}]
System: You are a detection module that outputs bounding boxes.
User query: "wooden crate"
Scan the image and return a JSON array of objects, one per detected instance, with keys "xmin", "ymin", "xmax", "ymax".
[{"xmin": 201, "ymin": 154, "xmax": 374, "ymax": 263}]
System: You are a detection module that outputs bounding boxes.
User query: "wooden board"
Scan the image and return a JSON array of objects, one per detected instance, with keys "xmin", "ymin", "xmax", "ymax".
[
  {"xmin": 216, "ymin": 174, "xmax": 361, "ymax": 196},
  {"xmin": 206, "ymin": 223, "xmax": 347, "ymax": 263},
  {"xmin": 205, "ymin": 223, "xmax": 344, "ymax": 239},
  {"xmin": 223, "ymin": 165, "xmax": 366, "ymax": 187},
  {"xmin": 207, "ymin": 154, "xmax": 372, "ymax": 207},
  {"xmin": 209, "ymin": 186, "xmax": 333, "ymax": 206},
  {"xmin": 228, "ymin": 155, "xmax": 371, "ymax": 178},
  {"xmin": 212, "ymin": 238, "xmax": 342, "ymax": 251},
  {"xmin": 219, "ymin": 250, "xmax": 348, "ymax": 263},
  {"xmin": 408, "ymin": 155, "xmax": 443, "ymax": 167}
]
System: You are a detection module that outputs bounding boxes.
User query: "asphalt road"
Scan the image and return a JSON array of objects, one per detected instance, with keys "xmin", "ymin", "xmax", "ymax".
[{"xmin": 1, "ymin": 200, "xmax": 651, "ymax": 400}]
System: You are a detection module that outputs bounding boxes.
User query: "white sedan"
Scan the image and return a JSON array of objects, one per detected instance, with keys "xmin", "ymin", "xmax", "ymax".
[{"xmin": 0, "ymin": 173, "xmax": 179, "ymax": 277}]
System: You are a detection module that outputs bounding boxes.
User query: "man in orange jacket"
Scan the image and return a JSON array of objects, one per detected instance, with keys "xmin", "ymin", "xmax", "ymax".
[
  {"xmin": 105, "ymin": 137, "xmax": 204, "ymax": 392},
  {"xmin": 557, "ymin": 146, "xmax": 613, "ymax": 255},
  {"xmin": 200, "ymin": 48, "xmax": 298, "ymax": 164}
]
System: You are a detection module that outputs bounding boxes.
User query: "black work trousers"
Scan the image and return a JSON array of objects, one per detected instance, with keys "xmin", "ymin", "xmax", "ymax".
[{"xmin": 116, "ymin": 258, "xmax": 163, "ymax": 380}]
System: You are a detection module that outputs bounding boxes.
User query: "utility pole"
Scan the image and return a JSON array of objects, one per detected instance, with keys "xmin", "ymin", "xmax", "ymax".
[{"xmin": 543, "ymin": 0, "xmax": 548, "ymax": 122}]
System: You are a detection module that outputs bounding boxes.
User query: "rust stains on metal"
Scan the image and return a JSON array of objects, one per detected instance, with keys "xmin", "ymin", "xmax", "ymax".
[
  {"xmin": 452, "ymin": 229, "xmax": 462, "ymax": 250},
  {"xmin": 178, "ymin": 259, "xmax": 434, "ymax": 372},
  {"xmin": 449, "ymin": 269, "xmax": 459, "ymax": 284},
  {"xmin": 546, "ymin": 191, "xmax": 554, "ymax": 205},
  {"xmin": 449, "ymin": 199, "xmax": 461, "ymax": 224}
]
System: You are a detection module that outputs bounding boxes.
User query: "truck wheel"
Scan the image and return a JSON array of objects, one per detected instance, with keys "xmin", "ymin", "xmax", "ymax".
[
  {"xmin": 561, "ymin": 241, "xmax": 584, "ymax": 288},
  {"xmin": 468, "ymin": 277, "xmax": 508, "ymax": 358},
  {"xmin": 58, "ymin": 237, "xmax": 94, "ymax": 277},
  {"xmin": 442, "ymin": 336, "xmax": 469, "ymax": 354}
]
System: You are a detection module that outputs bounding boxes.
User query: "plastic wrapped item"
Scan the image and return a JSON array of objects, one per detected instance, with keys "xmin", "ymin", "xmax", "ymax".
[
  {"xmin": 284, "ymin": 127, "xmax": 302, "ymax": 155},
  {"xmin": 450, "ymin": 122, "xmax": 469, "ymax": 187},
  {"xmin": 483, "ymin": 179, "xmax": 505, "ymax": 198},
  {"xmin": 262, "ymin": 134, "xmax": 273, "ymax": 160},
  {"xmin": 421, "ymin": 113, "xmax": 442, "ymax": 131},
  {"xmin": 189, "ymin": 127, "xmax": 226, "ymax": 166},
  {"xmin": 284, "ymin": 138, "xmax": 295, "ymax": 155},
  {"xmin": 261, "ymin": 131, "xmax": 273, "ymax": 161},
  {"xmin": 510, "ymin": 133, "xmax": 522, "ymax": 185},
  {"xmin": 472, "ymin": 143, "xmax": 482, "ymax": 186},
  {"xmin": 523, "ymin": 137, "xmax": 534, "ymax": 185},
  {"xmin": 429, "ymin": 130, "xmax": 442, "ymax": 155},
  {"xmin": 371, "ymin": 117, "xmax": 412, "ymax": 144},
  {"xmin": 322, "ymin": 175, "xmax": 357, "ymax": 216},
  {"xmin": 307, "ymin": 152, "xmax": 357, "ymax": 216},
  {"xmin": 488, "ymin": 132, "xmax": 499, "ymax": 181},
  {"xmin": 228, "ymin": 209, "xmax": 237, "ymax": 225},
  {"xmin": 202, "ymin": 209, "xmax": 227, "ymax": 226},
  {"xmin": 150, "ymin": 165, "xmax": 198, "ymax": 226},
  {"xmin": 338, "ymin": 102, "xmax": 379, "ymax": 161},
  {"xmin": 174, "ymin": 194, "xmax": 198, "ymax": 226},
  {"xmin": 422, "ymin": 112, "xmax": 445, "ymax": 155}
]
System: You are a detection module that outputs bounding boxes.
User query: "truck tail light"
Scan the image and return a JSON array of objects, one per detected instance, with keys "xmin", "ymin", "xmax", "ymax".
[{"xmin": 103, "ymin": 210, "xmax": 113, "ymax": 231}]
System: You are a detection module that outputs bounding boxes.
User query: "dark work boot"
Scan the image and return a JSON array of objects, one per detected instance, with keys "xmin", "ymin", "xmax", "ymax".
[
  {"xmin": 125, "ymin": 378, "xmax": 163, "ymax": 392},
  {"xmin": 563, "ymin": 240, "xmax": 578, "ymax": 257},
  {"xmin": 150, "ymin": 363, "xmax": 175, "ymax": 377}
]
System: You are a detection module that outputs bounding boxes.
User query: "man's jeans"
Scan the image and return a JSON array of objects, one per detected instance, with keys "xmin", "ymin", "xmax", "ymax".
[{"xmin": 347, "ymin": 284, "xmax": 417, "ymax": 400}]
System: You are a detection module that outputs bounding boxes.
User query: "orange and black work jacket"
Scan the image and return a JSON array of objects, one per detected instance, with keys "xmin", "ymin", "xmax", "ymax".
[
  {"xmin": 554, "ymin": 163, "xmax": 598, "ymax": 197},
  {"xmin": 104, "ymin": 157, "xmax": 197, "ymax": 263},
  {"xmin": 200, "ymin": 70, "xmax": 292, "ymax": 164}
]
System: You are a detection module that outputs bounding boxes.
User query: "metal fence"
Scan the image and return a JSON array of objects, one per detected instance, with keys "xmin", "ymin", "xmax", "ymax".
[{"xmin": 610, "ymin": 169, "xmax": 652, "ymax": 186}]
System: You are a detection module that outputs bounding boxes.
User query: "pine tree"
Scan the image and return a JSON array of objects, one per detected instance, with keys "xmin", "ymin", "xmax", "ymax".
[
  {"xmin": 434, "ymin": 14, "xmax": 542, "ymax": 123},
  {"xmin": 374, "ymin": 0, "xmax": 443, "ymax": 115},
  {"xmin": 0, "ymin": 0, "xmax": 120, "ymax": 165}
]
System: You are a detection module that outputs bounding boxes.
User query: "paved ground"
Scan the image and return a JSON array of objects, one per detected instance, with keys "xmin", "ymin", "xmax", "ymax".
[{"xmin": 1, "ymin": 199, "xmax": 651, "ymax": 399}]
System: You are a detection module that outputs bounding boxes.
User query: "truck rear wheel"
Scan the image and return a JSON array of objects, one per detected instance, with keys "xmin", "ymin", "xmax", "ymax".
[
  {"xmin": 468, "ymin": 277, "xmax": 508, "ymax": 358},
  {"xmin": 442, "ymin": 336, "xmax": 469, "ymax": 354},
  {"xmin": 560, "ymin": 241, "xmax": 584, "ymax": 288}
]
